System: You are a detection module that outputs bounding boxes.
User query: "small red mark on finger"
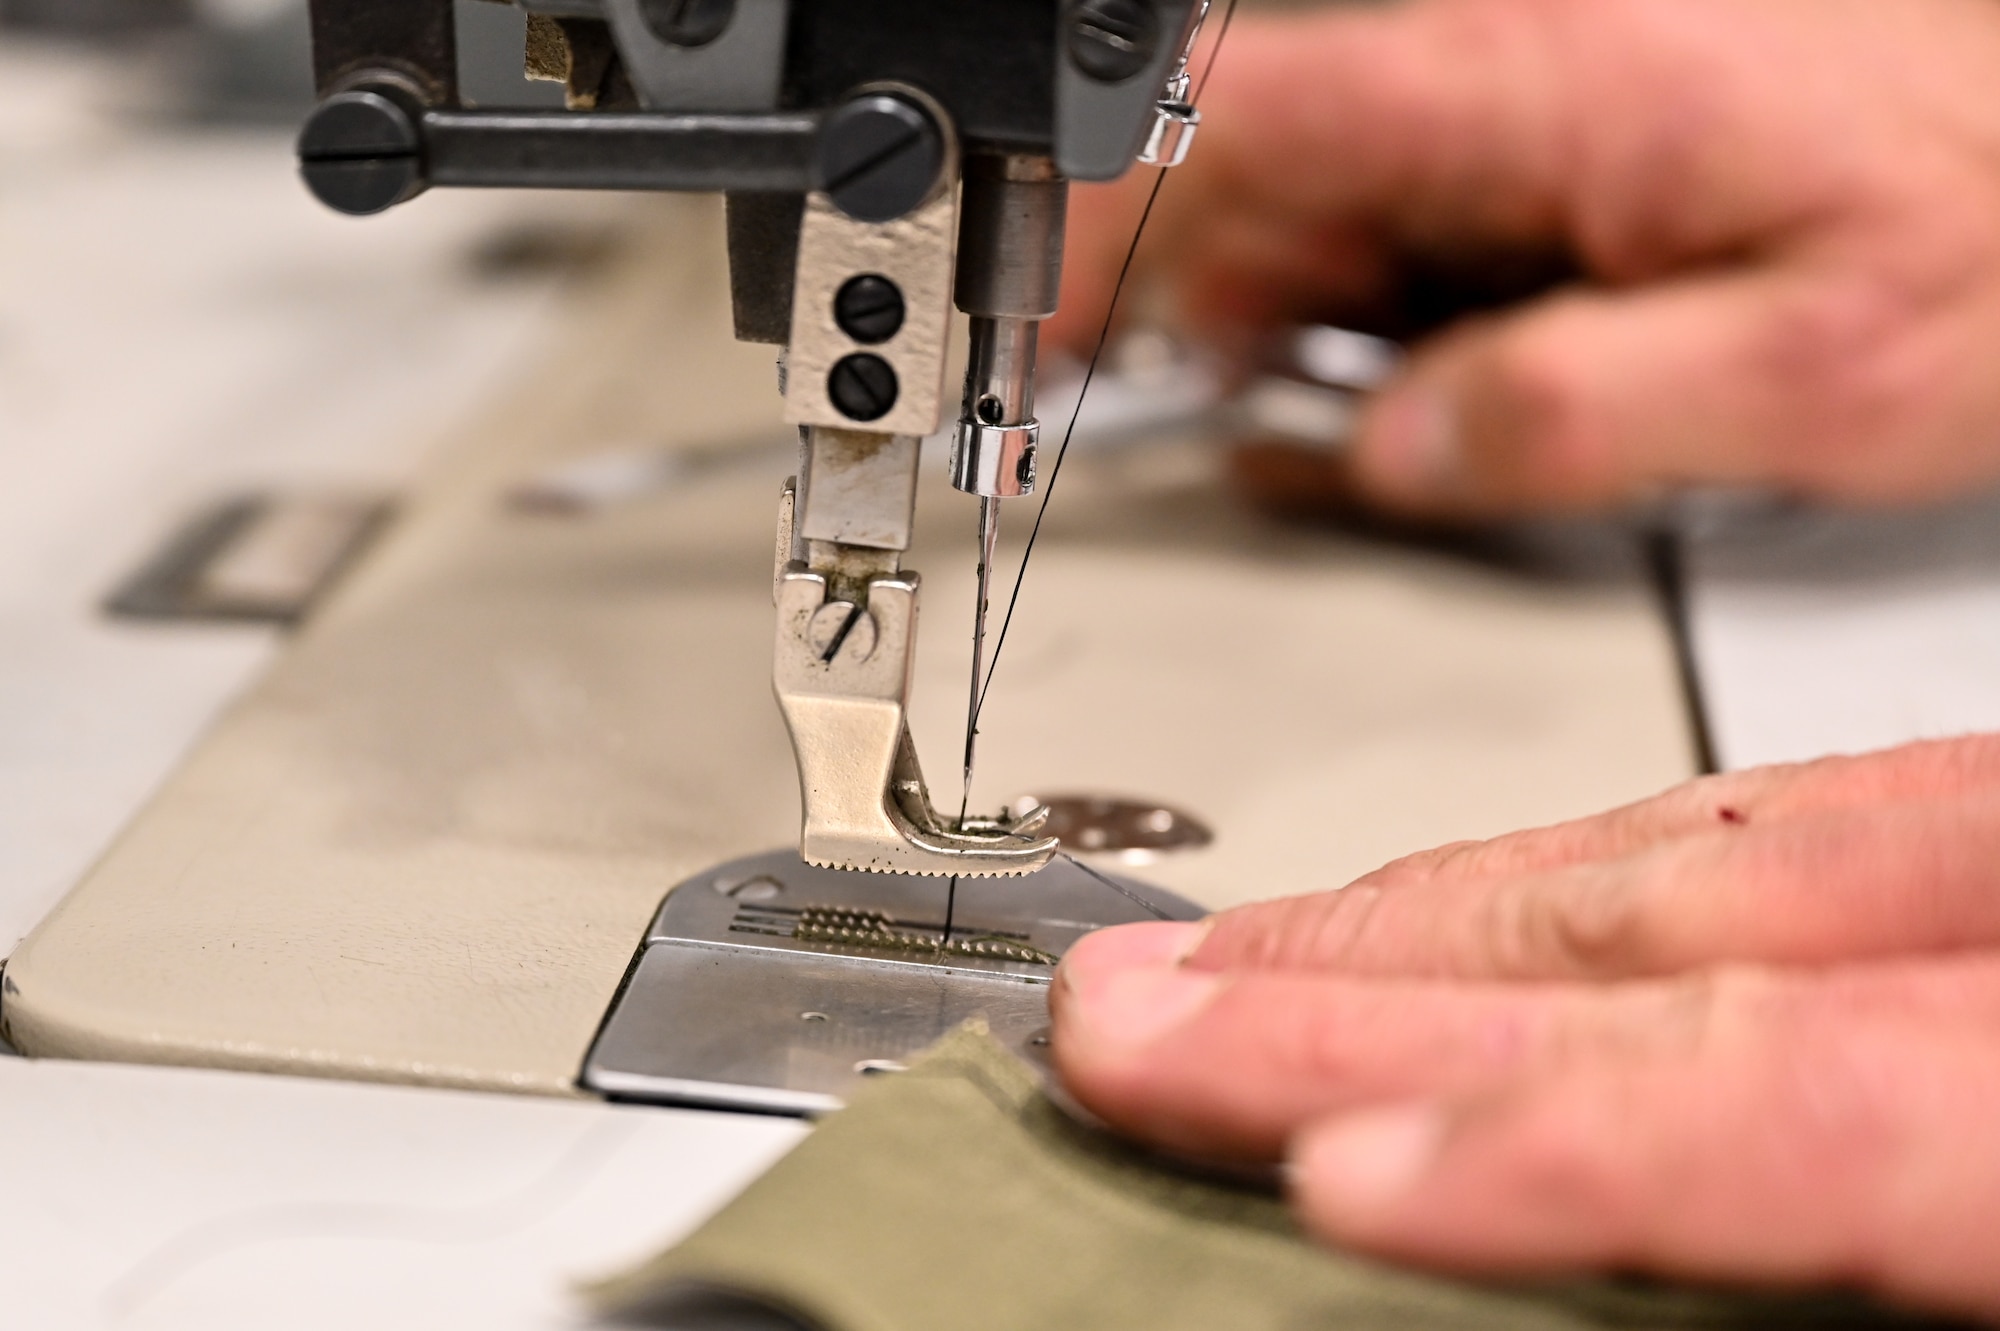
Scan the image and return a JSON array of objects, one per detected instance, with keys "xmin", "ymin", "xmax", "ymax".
[{"xmin": 1717, "ymin": 806, "xmax": 1747, "ymax": 825}]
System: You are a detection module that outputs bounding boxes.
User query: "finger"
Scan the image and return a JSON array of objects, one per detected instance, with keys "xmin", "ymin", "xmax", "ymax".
[
  {"xmin": 1191, "ymin": 735, "xmax": 2000, "ymax": 976},
  {"xmin": 1050, "ymin": 0, "xmax": 1617, "ymax": 354},
  {"xmin": 1045, "ymin": 173, "xmax": 1166, "ymax": 356},
  {"xmin": 1058, "ymin": 0, "xmax": 1853, "ymax": 345},
  {"xmin": 1396, "ymin": 732, "xmax": 2000, "ymax": 886},
  {"xmin": 1051, "ymin": 958, "xmax": 1716, "ymax": 1161},
  {"xmin": 1346, "ymin": 262, "xmax": 1947, "ymax": 513},
  {"xmin": 1290, "ymin": 961, "xmax": 2000, "ymax": 1319},
  {"xmin": 1201, "ymin": 792, "xmax": 2000, "ymax": 984}
]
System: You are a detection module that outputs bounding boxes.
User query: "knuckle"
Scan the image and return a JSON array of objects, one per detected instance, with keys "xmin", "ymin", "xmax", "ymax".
[
  {"xmin": 1295, "ymin": 885, "xmax": 1392, "ymax": 967},
  {"xmin": 1750, "ymin": 272, "xmax": 1945, "ymax": 489},
  {"xmin": 1478, "ymin": 871, "xmax": 1648, "ymax": 978},
  {"xmin": 1473, "ymin": 325, "xmax": 1612, "ymax": 500}
]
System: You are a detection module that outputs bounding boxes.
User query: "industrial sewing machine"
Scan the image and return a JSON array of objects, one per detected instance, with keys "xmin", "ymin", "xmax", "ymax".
[
  {"xmin": 292, "ymin": 0, "xmax": 1211, "ymax": 876},
  {"xmin": 0, "ymin": 0, "xmax": 1697, "ymax": 1112},
  {"xmin": 298, "ymin": 0, "xmax": 1219, "ymax": 1111},
  {"xmin": 3, "ymin": 0, "xmax": 1222, "ymax": 1112}
]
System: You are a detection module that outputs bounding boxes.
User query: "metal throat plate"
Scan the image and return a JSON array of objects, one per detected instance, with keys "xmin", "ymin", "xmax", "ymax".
[{"xmin": 581, "ymin": 849, "xmax": 1203, "ymax": 1115}]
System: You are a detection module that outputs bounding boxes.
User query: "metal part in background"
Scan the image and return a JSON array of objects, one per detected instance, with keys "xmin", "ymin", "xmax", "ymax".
[
  {"xmin": 0, "ymin": 963, "xmax": 16, "ymax": 1057},
  {"xmin": 0, "ymin": 0, "xmax": 190, "ymax": 33},
  {"xmin": 601, "ymin": 0, "xmax": 788, "ymax": 110},
  {"xmin": 1009, "ymin": 794, "xmax": 1214, "ymax": 863},
  {"xmin": 582, "ymin": 849, "xmax": 1203, "ymax": 1114},
  {"xmin": 949, "ymin": 155, "xmax": 1063, "ymax": 498},
  {"xmin": 1054, "ymin": 0, "xmax": 1206, "ymax": 180},
  {"xmin": 782, "ymin": 122, "xmax": 957, "ymax": 436},
  {"xmin": 955, "ymin": 154, "xmax": 1068, "ymax": 320},
  {"xmin": 796, "ymin": 428, "xmax": 920, "ymax": 551},
  {"xmin": 308, "ymin": 0, "xmax": 458, "ymax": 102},
  {"xmin": 104, "ymin": 494, "xmax": 392, "ymax": 626},
  {"xmin": 951, "ymin": 316, "xmax": 1041, "ymax": 499}
]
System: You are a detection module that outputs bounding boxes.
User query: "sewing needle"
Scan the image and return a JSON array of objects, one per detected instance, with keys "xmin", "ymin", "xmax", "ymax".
[
  {"xmin": 962, "ymin": 494, "xmax": 999, "ymax": 817},
  {"xmin": 944, "ymin": 494, "xmax": 999, "ymax": 952}
]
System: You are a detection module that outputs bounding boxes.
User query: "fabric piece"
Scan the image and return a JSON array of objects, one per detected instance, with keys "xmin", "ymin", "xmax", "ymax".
[{"xmin": 587, "ymin": 1024, "xmax": 1956, "ymax": 1331}]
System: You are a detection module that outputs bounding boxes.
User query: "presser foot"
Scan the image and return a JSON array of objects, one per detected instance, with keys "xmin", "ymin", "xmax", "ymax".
[{"xmin": 774, "ymin": 562, "xmax": 1059, "ymax": 878}]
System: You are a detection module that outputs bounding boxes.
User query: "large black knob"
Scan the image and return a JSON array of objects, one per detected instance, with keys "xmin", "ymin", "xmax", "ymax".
[
  {"xmin": 814, "ymin": 94, "xmax": 944, "ymax": 225},
  {"xmin": 298, "ymin": 89, "xmax": 426, "ymax": 217}
]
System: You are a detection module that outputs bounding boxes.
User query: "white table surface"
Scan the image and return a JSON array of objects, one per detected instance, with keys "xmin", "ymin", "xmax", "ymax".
[{"xmin": 1681, "ymin": 491, "xmax": 2000, "ymax": 770}]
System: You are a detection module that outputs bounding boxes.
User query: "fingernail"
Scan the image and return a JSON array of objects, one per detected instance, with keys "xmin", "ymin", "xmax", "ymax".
[
  {"xmin": 1058, "ymin": 965, "xmax": 1224, "ymax": 1055},
  {"xmin": 1359, "ymin": 387, "xmax": 1459, "ymax": 495},
  {"xmin": 1291, "ymin": 1102, "xmax": 1446, "ymax": 1219},
  {"xmin": 1058, "ymin": 921, "xmax": 1210, "ymax": 989}
]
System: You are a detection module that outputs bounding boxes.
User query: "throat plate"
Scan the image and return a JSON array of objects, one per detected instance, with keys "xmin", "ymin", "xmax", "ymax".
[{"xmin": 580, "ymin": 849, "xmax": 1202, "ymax": 1114}]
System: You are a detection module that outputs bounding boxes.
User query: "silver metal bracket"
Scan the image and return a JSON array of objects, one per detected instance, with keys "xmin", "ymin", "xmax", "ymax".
[
  {"xmin": 949, "ymin": 419, "xmax": 1039, "ymax": 497},
  {"xmin": 580, "ymin": 849, "xmax": 1203, "ymax": 1114}
]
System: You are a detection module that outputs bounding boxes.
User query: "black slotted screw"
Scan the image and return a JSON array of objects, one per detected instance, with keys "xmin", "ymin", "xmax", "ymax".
[
  {"xmin": 827, "ymin": 354, "xmax": 899, "ymax": 422},
  {"xmin": 814, "ymin": 95, "xmax": 944, "ymax": 224},
  {"xmin": 1067, "ymin": 0, "xmax": 1159, "ymax": 83},
  {"xmin": 297, "ymin": 89, "xmax": 426, "ymax": 217},
  {"xmin": 834, "ymin": 274, "xmax": 906, "ymax": 344}
]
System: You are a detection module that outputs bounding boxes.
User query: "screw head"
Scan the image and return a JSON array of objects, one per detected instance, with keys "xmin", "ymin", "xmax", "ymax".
[
  {"xmin": 297, "ymin": 89, "xmax": 425, "ymax": 216},
  {"xmin": 815, "ymin": 94, "xmax": 944, "ymax": 224},
  {"xmin": 806, "ymin": 601, "xmax": 878, "ymax": 663},
  {"xmin": 638, "ymin": 0, "xmax": 734, "ymax": 47},
  {"xmin": 1015, "ymin": 440, "xmax": 1039, "ymax": 490},
  {"xmin": 833, "ymin": 274, "xmax": 906, "ymax": 344},
  {"xmin": 1068, "ymin": 0, "xmax": 1159, "ymax": 84},
  {"xmin": 827, "ymin": 353, "xmax": 899, "ymax": 422}
]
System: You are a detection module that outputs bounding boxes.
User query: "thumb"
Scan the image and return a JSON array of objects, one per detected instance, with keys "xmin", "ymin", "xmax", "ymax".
[{"xmin": 1349, "ymin": 265, "xmax": 1901, "ymax": 514}]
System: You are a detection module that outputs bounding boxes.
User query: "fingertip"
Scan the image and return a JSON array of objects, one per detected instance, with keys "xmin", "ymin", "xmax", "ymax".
[{"xmin": 1058, "ymin": 921, "xmax": 1209, "ymax": 989}]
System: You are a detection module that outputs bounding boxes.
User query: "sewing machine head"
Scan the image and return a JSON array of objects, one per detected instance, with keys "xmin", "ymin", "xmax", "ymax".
[{"xmin": 299, "ymin": 0, "xmax": 1210, "ymax": 878}]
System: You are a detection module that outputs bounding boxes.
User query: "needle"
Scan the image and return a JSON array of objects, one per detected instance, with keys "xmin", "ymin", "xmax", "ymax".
[
  {"xmin": 945, "ymin": 494, "xmax": 999, "ymax": 953},
  {"xmin": 961, "ymin": 494, "xmax": 1000, "ymax": 817}
]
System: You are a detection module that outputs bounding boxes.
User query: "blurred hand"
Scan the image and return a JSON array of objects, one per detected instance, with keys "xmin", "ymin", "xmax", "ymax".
[
  {"xmin": 1051, "ymin": 734, "xmax": 2000, "ymax": 1320},
  {"xmin": 1052, "ymin": 0, "xmax": 2000, "ymax": 516}
]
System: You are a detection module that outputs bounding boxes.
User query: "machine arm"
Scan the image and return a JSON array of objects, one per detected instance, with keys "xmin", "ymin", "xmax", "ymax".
[{"xmin": 297, "ymin": 0, "xmax": 1210, "ymax": 876}]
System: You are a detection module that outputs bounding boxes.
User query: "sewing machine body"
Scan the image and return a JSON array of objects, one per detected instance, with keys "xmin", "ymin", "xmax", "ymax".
[
  {"xmin": 1, "ymin": 0, "xmax": 1697, "ymax": 1109},
  {"xmin": 0, "ymin": 196, "xmax": 1697, "ymax": 1100}
]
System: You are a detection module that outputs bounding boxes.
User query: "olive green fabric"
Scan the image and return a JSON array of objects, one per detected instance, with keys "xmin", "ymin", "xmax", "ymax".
[{"xmin": 587, "ymin": 1024, "xmax": 1957, "ymax": 1331}]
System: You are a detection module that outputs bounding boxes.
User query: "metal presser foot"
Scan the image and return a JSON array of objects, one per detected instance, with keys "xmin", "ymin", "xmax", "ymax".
[
  {"xmin": 581, "ymin": 849, "xmax": 1203, "ymax": 1114},
  {"xmin": 770, "ymin": 418, "xmax": 1058, "ymax": 879},
  {"xmin": 773, "ymin": 557, "xmax": 1056, "ymax": 878}
]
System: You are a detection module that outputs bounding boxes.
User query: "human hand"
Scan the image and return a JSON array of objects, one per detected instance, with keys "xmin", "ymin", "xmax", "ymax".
[
  {"xmin": 1051, "ymin": 734, "xmax": 2000, "ymax": 1320},
  {"xmin": 1052, "ymin": 0, "xmax": 2000, "ymax": 517}
]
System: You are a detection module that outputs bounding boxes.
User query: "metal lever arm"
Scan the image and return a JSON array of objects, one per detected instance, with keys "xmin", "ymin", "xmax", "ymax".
[{"xmin": 298, "ymin": 88, "xmax": 822, "ymax": 216}]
